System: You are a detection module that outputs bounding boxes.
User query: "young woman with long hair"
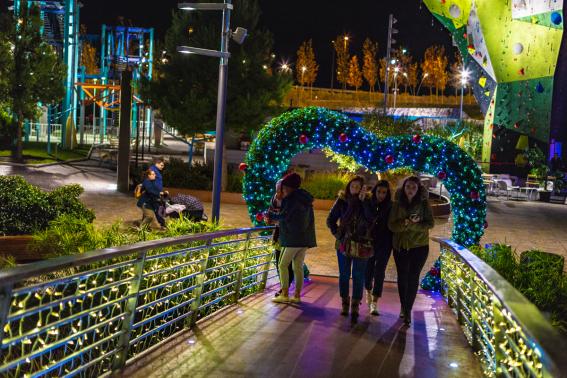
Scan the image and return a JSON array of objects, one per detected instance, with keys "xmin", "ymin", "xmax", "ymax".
[
  {"xmin": 363, "ymin": 180, "xmax": 393, "ymax": 316},
  {"xmin": 327, "ymin": 176, "xmax": 372, "ymax": 323},
  {"xmin": 388, "ymin": 176, "xmax": 434, "ymax": 325}
]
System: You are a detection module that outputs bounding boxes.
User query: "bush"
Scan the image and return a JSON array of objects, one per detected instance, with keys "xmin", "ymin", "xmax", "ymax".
[
  {"xmin": 0, "ymin": 176, "xmax": 94, "ymax": 235},
  {"xmin": 470, "ymin": 244, "xmax": 567, "ymax": 334},
  {"xmin": 30, "ymin": 214, "xmax": 221, "ymax": 259},
  {"xmin": 226, "ymin": 169, "xmax": 243, "ymax": 193},
  {"xmin": 303, "ymin": 172, "xmax": 353, "ymax": 200},
  {"xmin": 162, "ymin": 158, "xmax": 214, "ymax": 190}
]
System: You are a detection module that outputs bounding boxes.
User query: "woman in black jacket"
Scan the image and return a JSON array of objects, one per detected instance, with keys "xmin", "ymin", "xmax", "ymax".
[
  {"xmin": 363, "ymin": 180, "xmax": 393, "ymax": 316},
  {"xmin": 326, "ymin": 176, "xmax": 372, "ymax": 322}
]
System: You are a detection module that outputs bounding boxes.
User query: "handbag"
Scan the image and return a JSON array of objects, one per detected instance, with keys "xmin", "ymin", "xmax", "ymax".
[{"xmin": 339, "ymin": 213, "xmax": 376, "ymax": 259}]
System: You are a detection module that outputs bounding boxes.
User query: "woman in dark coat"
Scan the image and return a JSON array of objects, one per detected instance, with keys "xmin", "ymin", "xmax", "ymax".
[
  {"xmin": 363, "ymin": 180, "xmax": 393, "ymax": 316},
  {"xmin": 326, "ymin": 176, "xmax": 372, "ymax": 323}
]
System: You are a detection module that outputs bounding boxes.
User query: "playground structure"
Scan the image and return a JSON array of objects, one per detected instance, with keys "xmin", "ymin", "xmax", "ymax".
[
  {"xmin": 11, "ymin": 1, "xmax": 155, "ymax": 153},
  {"xmin": 423, "ymin": 0, "xmax": 565, "ymax": 173}
]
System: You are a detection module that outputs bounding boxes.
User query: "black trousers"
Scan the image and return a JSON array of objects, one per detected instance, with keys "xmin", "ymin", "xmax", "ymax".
[
  {"xmin": 275, "ymin": 248, "xmax": 294, "ymax": 284},
  {"xmin": 393, "ymin": 246, "xmax": 429, "ymax": 313},
  {"xmin": 364, "ymin": 243, "xmax": 392, "ymax": 297}
]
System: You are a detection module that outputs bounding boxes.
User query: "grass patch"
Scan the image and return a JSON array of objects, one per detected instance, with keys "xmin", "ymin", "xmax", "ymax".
[{"xmin": 0, "ymin": 142, "xmax": 90, "ymax": 164}]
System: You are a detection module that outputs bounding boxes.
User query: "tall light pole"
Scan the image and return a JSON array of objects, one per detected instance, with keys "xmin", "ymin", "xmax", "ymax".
[
  {"xmin": 460, "ymin": 69, "xmax": 469, "ymax": 120},
  {"xmin": 393, "ymin": 66, "xmax": 399, "ymax": 109},
  {"xmin": 330, "ymin": 40, "xmax": 335, "ymax": 89},
  {"xmin": 342, "ymin": 35, "xmax": 349, "ymax": 90},
  {"xmin": 416, "ymin": 72, "xmax": 428, "ymax": 96},
  {"xmin": 383, "ymin": 14, "xmax": 398, "ymax": 112},
  {"xmin": 178, "ymin": 1, "xmax": 247, "ymax": 223}
]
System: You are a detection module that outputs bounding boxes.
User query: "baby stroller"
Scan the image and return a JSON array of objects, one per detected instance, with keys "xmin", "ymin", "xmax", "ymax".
[{"xmin": 161, "ymin": 194, "xmax": 208, "ymax": 222}]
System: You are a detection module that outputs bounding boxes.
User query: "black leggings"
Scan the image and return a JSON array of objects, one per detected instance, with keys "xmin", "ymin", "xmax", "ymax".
[
  {"xmin": 393, "ymin": 246, "xmax": 429, "ymax": 313},
  {"xmin": 364, "ymin": 244, "xmax": 392, "ymax": 297}
]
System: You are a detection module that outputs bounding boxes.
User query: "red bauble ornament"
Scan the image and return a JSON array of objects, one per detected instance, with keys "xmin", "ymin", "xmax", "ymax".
[
  {"xmin": 470, "ymin": 191, "xmax": 480, "ymax": 200},
  {"xmin": 239, "ymin": 163, "xmax": 248, "ymax": 171},
  {"xmin": 339, "ymin": 133, "xmax": 348, "ymax": 143},
  {"xmin": 299, "ymin": 134, "xmax": 309, "ymax": 144},
  {"xmin": 437, "ymin": 171, "xmax": 447, "ymax": 180},
  {"xmin": 514, "ymin": 123, "xmax": 519, "ymax": 129},
  {"xmin": 255, "ymin": 213, "xmax": 264, "ymax": 222},
  {"xmin": 412, "ymin": 134, "xmax": 422, "ymax": 143},
  {"xmin": 491, "ymin": 153, "xmax": 497, "ymax": 161},
  {"xmin": 385, "ymin": 155, "xmax": 394, "ymax": 164},
  {"xmin": 518, "ymin": 68, "xmax": 525, "ymax": 75}
]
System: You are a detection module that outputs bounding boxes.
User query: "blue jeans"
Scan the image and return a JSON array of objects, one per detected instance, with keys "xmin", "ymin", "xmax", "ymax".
[{"xmin": 337, "ymin": 251, "xmax": 368, "ymax": 300}]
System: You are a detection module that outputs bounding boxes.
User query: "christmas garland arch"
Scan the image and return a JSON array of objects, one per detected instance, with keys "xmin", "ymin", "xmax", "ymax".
[{"xmin": 242, "ymin": 107, "xmax": 486, "ymax": 247}]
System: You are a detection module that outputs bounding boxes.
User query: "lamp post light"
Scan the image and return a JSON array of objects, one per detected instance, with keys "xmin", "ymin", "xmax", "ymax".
[
  {"xmin": 417, "ymin": 72, "xmax": 428, "ymax": 96},
  {"xmin": 393, "ymin": 66, "xmax": 399, "ymax": 109},
  {"xmin": 330, "ymin": 40, "xmax": 335, "ymax": 89},
  {"xmin": 460, "ymin": 69, "xmax": 469, "ymax": 120},
  {"xmin": 178, "ymin": 1, "xmax": 247, "ymax": 223}
]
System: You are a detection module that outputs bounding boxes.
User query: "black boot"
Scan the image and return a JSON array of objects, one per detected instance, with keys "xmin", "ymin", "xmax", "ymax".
[
  {"xmin": 341, "ymin": 297, "xmax": 350, "ymax": 316},
  {"xmin": 403, "ymin": 310, "xmax": 412, "ymax": 325},
  {"xmin": 351, "ymin": 299, "xmax": 360, "ymax": 323}
]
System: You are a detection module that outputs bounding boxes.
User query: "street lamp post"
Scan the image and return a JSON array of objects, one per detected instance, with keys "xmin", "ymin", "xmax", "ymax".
[
  {"xmin": 330, "ymin": 41, "xmax": 335, "ymax": 89},
  {"xmin": 393, "ymin": 66, "xmax": 399, "ymax": 109},
  {"xmin": 416, "ymin": 72, "xmax": 428, "ymax": 96},
  {"xmin": 178, "ymin": 1, "xmax": 247, "ymax": 223},
  {"xmin": 460, "ymin": 69, "xmax": 469, "ymax": 120}
]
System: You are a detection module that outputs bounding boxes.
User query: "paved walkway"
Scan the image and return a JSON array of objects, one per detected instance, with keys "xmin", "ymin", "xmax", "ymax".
[
  {"xmin": 3, "ymin": 161, "xmax": 567, "ymax": 278},
  {"xmin": 121, "ymin": 276, "xmax": 482, "ymax": 378}
]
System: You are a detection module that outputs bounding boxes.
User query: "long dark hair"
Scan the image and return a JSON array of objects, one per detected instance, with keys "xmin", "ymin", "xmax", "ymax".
[
  {"xmin": 372, "ymin": 180, "xmax": 392, "ymax": 205},
  {"xmin": 398, "ymin": 176, "xmax": 427, "ymax": 209},
  {"xmin": 343, "ymin": 176, "xmax": 365, "ymax": 200}
]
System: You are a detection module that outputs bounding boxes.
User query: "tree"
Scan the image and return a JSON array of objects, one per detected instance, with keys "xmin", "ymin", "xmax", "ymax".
[
  {"xmin": 347, "ymin": 55, "xmax": 363, "ymax": 91},
  {"xmin": 140, "ymin": 0, "xmax": 292, "ymax": 136},
  {"xmin": 407, "ymin": 62, "xmax": 418, "ymax": 95},
  {"xmin": 433, "ymin": 46, "xmax": 449, "ymax": 98},
  {"xmin": 295, "ymin": 39, "xmax": 318, "ymax": 88},
  {"xmin": 421, "ymin": 46, "xmax": 437, "ymax": 96},
  {"xmin": 0, "ymin": 3, "xmax": 65, "ymax": 161},
  {"xmin": 333, "ymin": 34, "xmax": 350, "ymax": 90},
  {"xmin": 362, "ymin": 38, "xmax": 378, "ymax": 92}
]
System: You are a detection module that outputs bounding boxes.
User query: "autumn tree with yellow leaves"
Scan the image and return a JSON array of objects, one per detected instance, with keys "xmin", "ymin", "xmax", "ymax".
[
  {"xmin": 333, "ymin": 34, "xmax": 350, "ymax": 90},
  {"xmin": 362, "ymin": 38, "xmax": 379, "ymax": 92},
  {"xmin": 296, "ymin": 39, "xmax": 318, "ymax": 87},
  {"xmin": 347, "ymin": 55, "xmax": 363, "ymax": 91}
]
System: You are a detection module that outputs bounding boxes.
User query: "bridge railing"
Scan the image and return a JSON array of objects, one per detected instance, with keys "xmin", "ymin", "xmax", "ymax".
[
  {"xmin": 435, "ymin": 238, "xmax": 567, "ymax": 378},
  {"xmin": 0, "ymin": 227, "xmax": 276, "ymax": 377}
]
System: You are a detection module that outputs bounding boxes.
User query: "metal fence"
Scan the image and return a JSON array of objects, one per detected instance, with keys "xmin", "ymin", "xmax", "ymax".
[
  {"xmin": 0, "ymin": 227, "xmax": 276, "ymax": 377},
  {"xmin": 435, "ymin": 238, "xmax": 567, "ymax": 378}
]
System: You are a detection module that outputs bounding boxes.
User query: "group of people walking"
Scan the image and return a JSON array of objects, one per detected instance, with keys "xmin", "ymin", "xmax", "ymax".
[{"xmin": 270, "ymin": 173, "xmax": 433, "ymax": 326}]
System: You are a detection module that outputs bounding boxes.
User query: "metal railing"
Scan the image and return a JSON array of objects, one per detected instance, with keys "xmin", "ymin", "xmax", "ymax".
[
  {"xmin": 0, "ymin": 227, "xmax": 276, "ymax": 377},
  {"xmin": 435, "ymin": 238, "xmax": 567, "ymax": 378}
]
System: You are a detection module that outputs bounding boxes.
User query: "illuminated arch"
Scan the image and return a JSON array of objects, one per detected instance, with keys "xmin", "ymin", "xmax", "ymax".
[{"xmin": 243, "ymin": 107, "xmax": 486, "ymax": 246}]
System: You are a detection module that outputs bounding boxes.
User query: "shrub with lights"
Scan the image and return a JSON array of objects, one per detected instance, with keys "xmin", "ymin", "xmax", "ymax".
[{"xmin": 242, "ymin": 107, "xmax": 487, "ymax": 288}]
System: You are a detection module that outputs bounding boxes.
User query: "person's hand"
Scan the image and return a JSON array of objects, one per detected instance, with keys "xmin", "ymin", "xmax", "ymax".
[
  {"xmin": 404, "ymin": 218, "xmax": 411, "ymax": 226},
  {"xmin": 358, "ymin": 187, "xmax": 367, "ymax": 201}
]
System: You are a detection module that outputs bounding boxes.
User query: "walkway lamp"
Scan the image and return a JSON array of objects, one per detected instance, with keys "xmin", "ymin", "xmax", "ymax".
[
  {"xmin": 177, "ymin": 1, "xmax": 248, "ymax": 222},
  {"xmin": 460, "ymin": 69, "xmax": 469, "ymax": 120},
  {"xmin": 417, "ymin": 72, "xmax": 428, "ymax": 96}
]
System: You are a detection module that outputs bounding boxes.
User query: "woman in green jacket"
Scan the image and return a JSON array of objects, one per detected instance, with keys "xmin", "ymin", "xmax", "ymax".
[{"xmin": 388, "ymin": 176, "xmax": 434, "ymax": 325}]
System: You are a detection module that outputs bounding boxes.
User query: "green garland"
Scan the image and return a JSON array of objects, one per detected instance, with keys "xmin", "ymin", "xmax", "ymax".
[{"xmin": 242, "ymin": 107, "xmax": 486, "ymax": 247}]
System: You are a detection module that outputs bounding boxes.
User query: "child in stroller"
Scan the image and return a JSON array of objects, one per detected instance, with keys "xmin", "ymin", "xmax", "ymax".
[{"xmin": 159, "ymin": 193, "xmax": 208, "ymax": 222}]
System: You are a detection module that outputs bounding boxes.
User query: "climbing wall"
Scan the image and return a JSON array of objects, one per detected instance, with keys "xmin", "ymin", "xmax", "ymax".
[{"xmin": 423, "ymin": 0, "xmax": 564, "ymax": 172}]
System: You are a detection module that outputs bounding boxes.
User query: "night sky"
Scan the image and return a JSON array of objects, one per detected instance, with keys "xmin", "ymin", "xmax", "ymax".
[{"xmin": 7, "ymin": 0, "xmax": 456, "ymax": 87}]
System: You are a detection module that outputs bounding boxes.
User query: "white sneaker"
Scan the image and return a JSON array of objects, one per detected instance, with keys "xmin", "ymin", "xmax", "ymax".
[
  {"xmin": 366, "ymin": 290, "xmax": 373, "ymax": 306},
  {"xmin": 370, "ymin": 302, "xmax": 379, "ymax": 316},
  {"xmin": 272, "ymin": 295, "xmax": 289, "ymax": 303},
  {"xmin": 289, "ymin": 296, "xmax": 301, "ymax": 304}
]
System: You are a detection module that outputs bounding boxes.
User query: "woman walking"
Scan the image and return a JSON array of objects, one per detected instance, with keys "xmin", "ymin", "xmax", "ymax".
[
  {"xmin": 388, "ymin": 176, "xmax": 434, "ymax": 325},
  {"xmin": 363, "ymin": 180, "xmax": 393, "ymax": 316},
  {"xmin": 327, "ymin": 176, "xmax": 372, "ymax": 323},
  {"xmin": 270, "ymin": 173, "xmax": 316, "ymax": 304}
]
